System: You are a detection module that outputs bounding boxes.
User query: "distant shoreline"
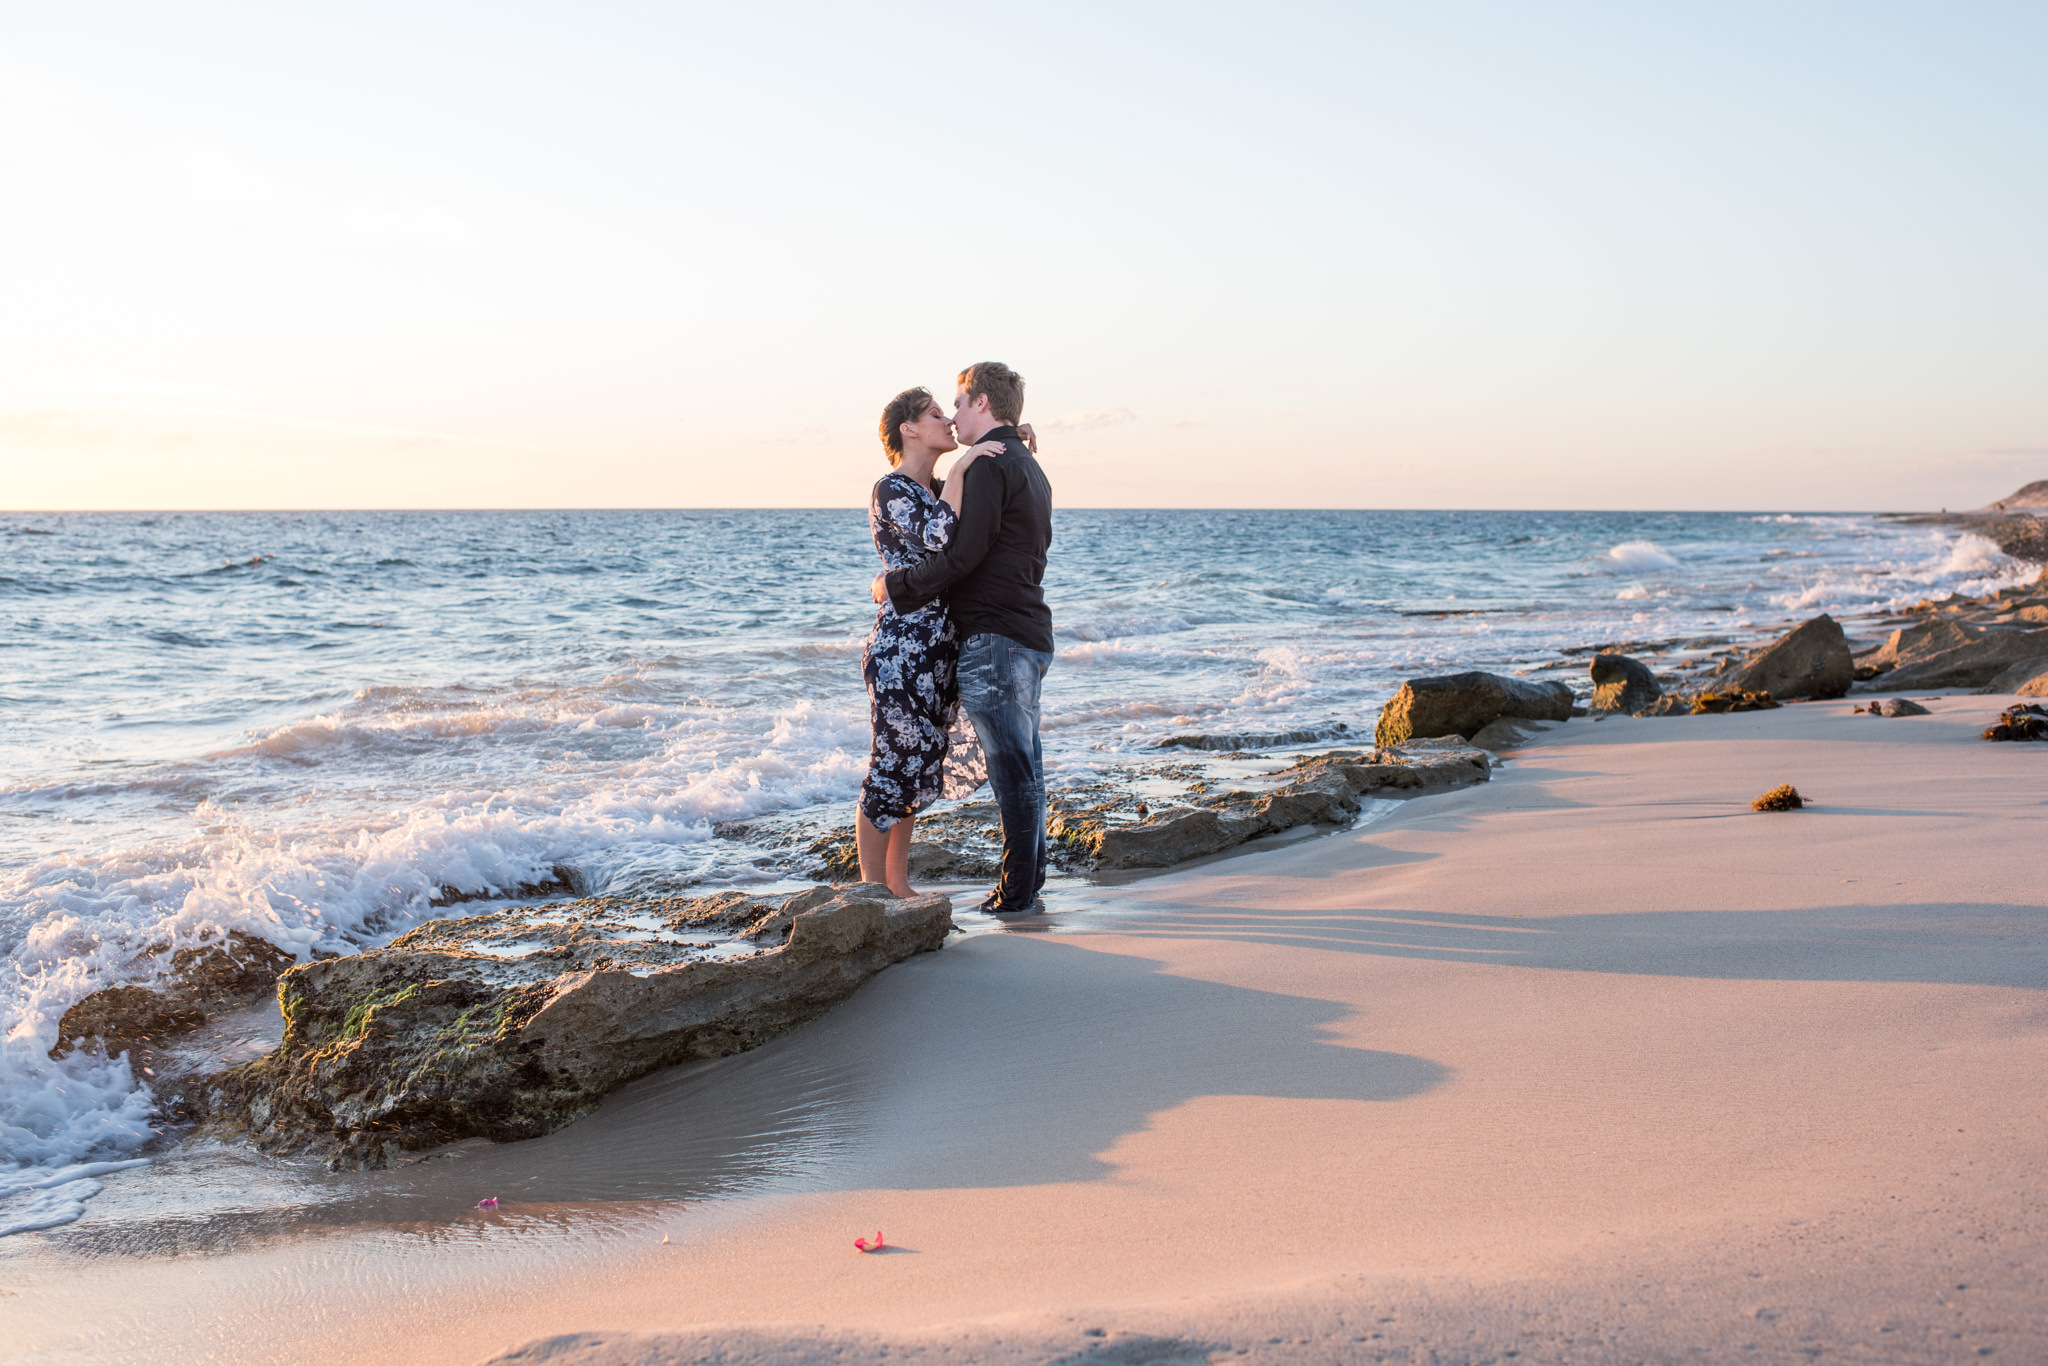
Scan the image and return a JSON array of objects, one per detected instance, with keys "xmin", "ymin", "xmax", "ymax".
[{"xmin": 1881, "ymin": 509, "xmax": 2048, "ymax": 561}]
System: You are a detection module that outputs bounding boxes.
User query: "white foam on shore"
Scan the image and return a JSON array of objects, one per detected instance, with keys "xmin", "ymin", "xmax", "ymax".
[
  {"xmin": 0, "ymin": 1157, "xmax": 153, "ymax": 1237},
  {"xmin": 3, "ymin": 513, "xmax": 2038, "ymax": 1232},
  {"xmin": 0, "ymin": 687, "xmax": 873, "ymax": 1217},
  {"xmin": 1770, "ymin": 532, "xmax": 2036, "ymax": 615}
]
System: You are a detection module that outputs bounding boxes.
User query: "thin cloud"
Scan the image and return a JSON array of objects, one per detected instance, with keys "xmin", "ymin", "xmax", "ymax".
[
  {"xmin": 0, "ymin": 398, "xmax": 546, "ymax": 455},
  {"xmin": 173, "ymin": 138, "xmax": 477, "ymax": 247},
  {"xmin": 1043, "ymin": 407, "xmax": 1137, "ymax": 435}
]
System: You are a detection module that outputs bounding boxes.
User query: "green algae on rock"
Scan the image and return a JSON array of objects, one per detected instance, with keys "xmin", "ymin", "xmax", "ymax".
[{"xmin": 201, "ymin": 883, "xmax": 952, "ymax": 1170}]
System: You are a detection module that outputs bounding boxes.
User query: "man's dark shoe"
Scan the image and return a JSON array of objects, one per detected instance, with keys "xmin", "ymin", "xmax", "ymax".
[{"xmin": 978, "ymin": 893, "xmax": 1043, "ymax": 916}]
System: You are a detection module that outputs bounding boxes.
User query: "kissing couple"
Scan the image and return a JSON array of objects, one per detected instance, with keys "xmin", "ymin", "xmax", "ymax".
[{"xmin": 857, "ymin": 361, "xmax": 1053, "ymax": 916}]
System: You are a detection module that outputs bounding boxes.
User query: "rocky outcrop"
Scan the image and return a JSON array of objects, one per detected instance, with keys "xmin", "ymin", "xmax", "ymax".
[
  {"xmin": 1982, "ymin": 651, "xmax": 2048, "ymax": 696},
  {"xmin": 1373, "ymin": 672, "xmax": 1573, "ymax": 746},
  {"xmin": 1971, "ymin": 516, "xmax": 2048, "ymax": 563},
  {"xmin": 1721, "ymin": 614, "xmax": 1852, "ymax": 700},
  {"xmin": 50, "ymin": 931, "xmax": 295, "ymax": 1080},
  {"xmin": 1858, "ymin": 620, "xmax": 2048, "ymax": 692},
  {"xmin": 1589, "ymin": 654, "xmax": 1662, "ymax": 714},
  {"xmin": 1052, "ymin": 741, "xmax": 1491, "ymax": 871},
  {"xmin": 1993, "ymin": 661, "xmax": 2048, "ymax": 697},
  {"xmin": 201, "ymin": 884, "xmax": 951, "ymax": 1170},
  {"xmin": 1982, "ymin": 479, "xmax": 2048, "ymax": 511},
  {"xmin": 1890, "ymin": 483, "xmax": 2048, "ymax": 560}
]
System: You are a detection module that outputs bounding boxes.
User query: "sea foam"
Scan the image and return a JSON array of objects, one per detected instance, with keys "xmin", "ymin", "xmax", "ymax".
[{"xmin": 2, "ymin": 507, "xmax": 2040, "ymax": 1233}]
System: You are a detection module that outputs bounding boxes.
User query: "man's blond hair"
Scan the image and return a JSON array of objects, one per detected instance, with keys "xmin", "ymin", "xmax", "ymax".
[{"xmin": 957, "ymin": 361, "xmax": 1025, "ymax": 426}]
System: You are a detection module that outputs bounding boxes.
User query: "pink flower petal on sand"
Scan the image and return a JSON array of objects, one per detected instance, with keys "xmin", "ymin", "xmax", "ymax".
[
  {"xmin": 477, "ymin": 1197, "xmax": 499, "ymax": 1208},
  {"xmin": 853, "ymin": 1231, "xmax": 885, "ymax": 1252}
]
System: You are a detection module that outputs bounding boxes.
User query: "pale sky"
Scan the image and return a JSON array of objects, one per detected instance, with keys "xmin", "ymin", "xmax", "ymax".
[{"xmin": 2, "ymin": 2, "xmax": 2044, "ymax": 511}]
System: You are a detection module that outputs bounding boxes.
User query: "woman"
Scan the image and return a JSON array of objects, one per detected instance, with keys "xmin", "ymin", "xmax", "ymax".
[{"xmin": 856, "ymin": 387, "xmax": 1032, "ymax": 895}]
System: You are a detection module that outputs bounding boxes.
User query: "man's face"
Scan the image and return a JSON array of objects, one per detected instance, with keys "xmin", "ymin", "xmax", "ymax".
[{"xmin": 952, "ymin": 385, "xmax": 996, "ymax": 444}]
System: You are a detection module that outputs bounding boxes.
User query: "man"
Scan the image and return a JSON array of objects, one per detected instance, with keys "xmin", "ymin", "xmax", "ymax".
[{"xmin": 874, "ymin": 361, "xmax": 1054, "ymax": 914}]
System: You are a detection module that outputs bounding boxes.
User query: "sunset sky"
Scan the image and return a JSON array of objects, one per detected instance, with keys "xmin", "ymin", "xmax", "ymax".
[{"xmin": 3, "ymin": 2, "xmax": 2044, "ymax": 511}]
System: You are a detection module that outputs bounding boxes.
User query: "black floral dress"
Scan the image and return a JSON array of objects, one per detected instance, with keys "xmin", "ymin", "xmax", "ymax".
[{"xmin": 860, "ymin": 472, "xmax": 986, "ymax": 829}]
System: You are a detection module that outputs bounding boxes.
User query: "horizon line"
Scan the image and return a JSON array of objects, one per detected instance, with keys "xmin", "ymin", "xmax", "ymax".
[{"xmin": 0, "ymin": 505, "xmax": 1986, "ymax": 517}]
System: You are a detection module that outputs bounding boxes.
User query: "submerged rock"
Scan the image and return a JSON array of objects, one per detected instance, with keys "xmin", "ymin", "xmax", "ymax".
[
  {"xmin": 51, "ymin": 987, "xmax": 205, "ymax": 1065},
  {"xmin": 1722, "ymin": 614, "xmax": 1852, "ymax": 700},
  {"xmin": 201, "ymin": 884, "xmax": 951, "ymax": 1170},
  {"xmin": 1153, "ymin": 724, "xmax": 1353, "ymax": 751},
  {"xmin": 1589, "ymin": 653, "xmax": 1662, "ymax": 715},
  {"xmin": 50, "ymin": 930, "xmax": 296, "ymax": 1081},
  {"xmin": 1052, "ymin": 741, "xmax": 1491, "ymax": 871},
  {"xmin": 794, "ymin": 802, "xmax": 1004, "ymax": 884},
  {"xmin": 1373, "ymin": 672, "xmax": 1574, "ymax": 746}
]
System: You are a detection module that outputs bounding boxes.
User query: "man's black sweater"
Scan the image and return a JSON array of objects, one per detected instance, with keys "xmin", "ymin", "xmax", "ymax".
[{"xmin": 884, "ymin": 425, "xmax": 1054, "ymax": 654}]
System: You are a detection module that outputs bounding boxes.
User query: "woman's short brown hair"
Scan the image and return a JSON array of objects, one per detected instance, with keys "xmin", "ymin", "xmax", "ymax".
[{"xmin": 878, "ymin": 386, "xmax": 935, "ymax": 468}]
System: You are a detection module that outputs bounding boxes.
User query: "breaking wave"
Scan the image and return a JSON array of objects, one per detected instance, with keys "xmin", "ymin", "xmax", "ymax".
[{"xmin": 1, "ymin": 505, "xmax": 2031, "ymax": 1232}]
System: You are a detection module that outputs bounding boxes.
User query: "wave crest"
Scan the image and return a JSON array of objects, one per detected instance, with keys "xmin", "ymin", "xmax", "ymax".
[{"xmin": 1607, "ymin": 541, "xmax": 1679, "ymax": 573}]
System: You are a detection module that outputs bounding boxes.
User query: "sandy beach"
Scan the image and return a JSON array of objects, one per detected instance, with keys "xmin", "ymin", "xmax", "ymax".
[{"xmin": 8, "ymin": 696, "xmax": 2046, "ymax": 1364}]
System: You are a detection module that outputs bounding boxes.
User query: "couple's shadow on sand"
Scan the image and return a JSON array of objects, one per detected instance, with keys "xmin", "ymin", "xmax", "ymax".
[{"xmin": 318, "ymin": 935, "xmax": 1443, "ymax": 1222}]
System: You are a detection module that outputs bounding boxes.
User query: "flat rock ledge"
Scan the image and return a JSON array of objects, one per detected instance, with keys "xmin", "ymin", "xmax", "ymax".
[
  {"xmin": 1050, "ymin": 741, "xmax": 1491, "ymax": 871},
  {"xmin": 199, "ymin": 884, "xmax": 951, "ymax": 1171}
]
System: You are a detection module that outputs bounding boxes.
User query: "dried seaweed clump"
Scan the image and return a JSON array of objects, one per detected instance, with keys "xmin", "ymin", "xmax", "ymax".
[
  {"xmin": 1752, "ymin": 784, "xmax": 1804, "ymax": 812},
  {"xmin": 1692, "ymin": 690, "xmax": 1780, "ymax": 714},
  {"xmin": 1983, "ymin": 704, "xmax": 2048, "ymax": 742}
]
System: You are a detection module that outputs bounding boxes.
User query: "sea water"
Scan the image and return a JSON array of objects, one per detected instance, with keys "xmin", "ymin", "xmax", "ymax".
[{"xmin": 0, "ymin": 507, "xmax": 2033, "ymax": 1232}]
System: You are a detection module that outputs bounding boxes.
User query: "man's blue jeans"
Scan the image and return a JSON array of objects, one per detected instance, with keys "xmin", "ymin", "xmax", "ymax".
[{"xmin": 956, "ymin": 632, "xmax": 1053, "ymax": 911}]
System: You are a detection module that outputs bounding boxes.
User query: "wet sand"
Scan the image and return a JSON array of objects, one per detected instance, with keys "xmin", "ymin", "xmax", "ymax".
[{"xmin": 6, "ymin": 696, "xmax": 2046, "ymax": 1364}]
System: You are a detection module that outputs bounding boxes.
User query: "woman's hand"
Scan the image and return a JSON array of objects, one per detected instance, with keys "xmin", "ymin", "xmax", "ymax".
[
  {"xmin": 871, "ymin": 573, "xmax": 890, "ymax": 605},
  {"xmin": 1017, "ymin": 423, "xmax": 1038, "ymax": 454},
  {"xmin": 938, "ymin": 440, "xmax": 1004, "ymax": 519}
]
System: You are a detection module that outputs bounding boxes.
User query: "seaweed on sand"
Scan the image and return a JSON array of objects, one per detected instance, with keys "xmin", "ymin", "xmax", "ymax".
[{"xmin": 1983, "ymin": 704, "xmax": 2048, "ymax": 741}]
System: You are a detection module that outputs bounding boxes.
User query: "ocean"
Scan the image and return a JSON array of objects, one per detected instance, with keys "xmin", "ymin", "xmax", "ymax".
[{"xmin": 0, "ymin": 507, "xmax": 2034, "ymax": 1233}]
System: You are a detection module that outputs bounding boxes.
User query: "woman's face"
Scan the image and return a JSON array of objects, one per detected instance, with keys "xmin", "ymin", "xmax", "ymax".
[{"xmin": 902, "ymin": 401, "xmax": 957, "ymax": 455}]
